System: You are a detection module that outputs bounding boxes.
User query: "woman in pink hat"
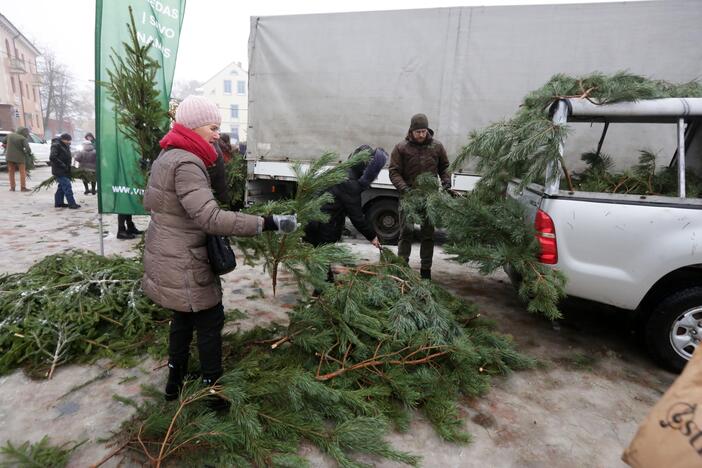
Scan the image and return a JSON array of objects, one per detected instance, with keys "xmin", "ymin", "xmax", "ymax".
[{"xmin": 142, "ymin": 95, "xmax": 296, "ymax": 407}]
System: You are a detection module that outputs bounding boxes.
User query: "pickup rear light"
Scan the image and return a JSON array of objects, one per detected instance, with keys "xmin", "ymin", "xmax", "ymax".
[{"xmin": 534, "ymin": 209, "xmax": 557, "ymax": 264}]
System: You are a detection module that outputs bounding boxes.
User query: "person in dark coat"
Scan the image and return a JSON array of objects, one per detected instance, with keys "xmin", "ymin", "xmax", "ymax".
[
  {"xmin": 5, "ymin": 127, "xmax": 33, "ymax": 192},
  {"xmin": 304, "ymin": 145, "xmax": 387, "ymax": 282},
  {"xmin": 217, "ymin": 133, "xmax": 237, "ymax": 163},
  {"xmin": 389, "ymin": 113, "xmax": 452, "ymax": 280},
  {"xmin": 50, "ymin": 133, "xmax": 80, "ymax": 209},
  {"xmin": 73, "ymin": 138, "xmax": 97, "ymax": 195}
]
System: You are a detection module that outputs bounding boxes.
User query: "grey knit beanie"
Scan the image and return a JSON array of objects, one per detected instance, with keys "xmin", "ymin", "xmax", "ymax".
[{"xmin": 176, "ymin": 96, "xmax": 221, "ymax": 129}]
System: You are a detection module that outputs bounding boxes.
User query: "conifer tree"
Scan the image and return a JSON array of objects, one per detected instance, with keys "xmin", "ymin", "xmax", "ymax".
[{"xmin": 103, "ymin": 6, "xmax": 170, "ymax": 172}]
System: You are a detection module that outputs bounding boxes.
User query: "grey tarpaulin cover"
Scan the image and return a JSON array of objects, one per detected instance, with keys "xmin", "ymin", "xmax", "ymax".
[{"xmin": 248, "ymin": 0, "xmax": 702, "ymax": 170}]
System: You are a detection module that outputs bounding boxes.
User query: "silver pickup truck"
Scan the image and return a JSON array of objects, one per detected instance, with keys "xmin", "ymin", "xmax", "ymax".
[{"xmin": 509, "ymin": 97, "xmax": 702, "ymax": 372}]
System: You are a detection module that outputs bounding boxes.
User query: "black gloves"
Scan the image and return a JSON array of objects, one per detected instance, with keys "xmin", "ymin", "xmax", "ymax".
[{"xmin": 263, "ymin": 214, "xmax": 298, "ymax": 233}]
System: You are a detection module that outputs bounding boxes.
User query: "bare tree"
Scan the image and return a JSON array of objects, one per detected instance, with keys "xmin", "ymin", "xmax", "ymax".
[
  {"xmin": 71, "ymin": 87, "xmax": 95, "ymax": 134},
  {"xmin": 37, "ymin": 47, "xmax": 76, "ymax": 132}
]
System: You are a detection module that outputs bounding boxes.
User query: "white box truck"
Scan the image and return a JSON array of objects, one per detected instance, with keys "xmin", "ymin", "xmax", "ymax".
[{"xmin": 245, "ymin": 0, "xmax": 702, "ymax": 243}]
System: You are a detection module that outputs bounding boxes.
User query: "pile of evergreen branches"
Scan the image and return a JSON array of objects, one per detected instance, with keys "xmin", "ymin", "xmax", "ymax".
[
  {"xmin": 571, "ymin": 149, "xmax": 702, "ymax": 197},
  {"xmin": 0, "ymin": 251, "xmax": 170, "ymax": 378},
  {"xmin": 109, "ymin": 250, "xmax": 533, "ymax": 467},
  {"xmin": 455, "ymin": 72, "xmax": 702, "ymax": 192}
]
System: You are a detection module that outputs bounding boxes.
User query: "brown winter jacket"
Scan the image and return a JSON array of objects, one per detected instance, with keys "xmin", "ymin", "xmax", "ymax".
[
  {"xmin": 388, "ymin": 131, "xmax": 451, "ymax": 192},
  {"xmin": 142, "ymin": 148, "xmax": 263, "ymax": 312}
]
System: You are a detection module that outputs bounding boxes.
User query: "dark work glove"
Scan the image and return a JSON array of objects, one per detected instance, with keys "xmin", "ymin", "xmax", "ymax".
[
  {"xmin": 401, "ymin": 187, "xmax": 411, "ymax": 195},
  {"xmin": 263, "ymin": 214, "xmax": 298, "ymax": 233}
]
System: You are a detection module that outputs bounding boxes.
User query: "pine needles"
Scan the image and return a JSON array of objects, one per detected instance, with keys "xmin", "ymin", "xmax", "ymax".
[
  {"xmin": 455, "ymin": 72, "xmax": 702, "ymax": 191},
  {"xmin": 235, "ymin": 151, "xmax": 370, "ymax": 294},
  {"xmin": 103, "ymin": 6, "xmax": 169, "ymax": 172},
  {"xmin": 401, "ymin": 174, "xmax": 565, "ymax": 320},
  {"xmin": 111, "ymin": 250, "xmax": 534, "ymax": 467},
  {"xmin": 0, "ymin": 250, "xmax": 170, "ymax": 378},
  {"xmin": 32, "ymin": 168, "xmax": 97, "ymax": 193},
  {"xmin": 571, "ymin": 149, "xmax": 702, "ymax": 197},
  {"xmin": 0, "ymin": 436, "xmax": 84, "ymax": 468},
  {"xmin": 223, "ymin": 155, "xmax": 247, "ymax": 209}
]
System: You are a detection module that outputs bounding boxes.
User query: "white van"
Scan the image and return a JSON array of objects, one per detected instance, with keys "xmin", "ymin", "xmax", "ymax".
[{"xmin": 0, "ymin": 130, "xmax": 51, "ymax": 167}]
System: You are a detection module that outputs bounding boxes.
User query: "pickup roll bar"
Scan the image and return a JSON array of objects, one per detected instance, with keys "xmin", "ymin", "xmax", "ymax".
[
  {"xmin": 554, "ymin": 97, "xmax": 702, "ymax": 124},
  {"xmin": 546, "ymin": 97, "xmax": 702, "ymax": 198}
]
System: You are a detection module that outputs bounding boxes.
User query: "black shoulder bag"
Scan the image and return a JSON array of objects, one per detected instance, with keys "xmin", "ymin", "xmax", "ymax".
[{"xmin": 206, "ymin": 234, "xmax": 236, "ymax": 275}]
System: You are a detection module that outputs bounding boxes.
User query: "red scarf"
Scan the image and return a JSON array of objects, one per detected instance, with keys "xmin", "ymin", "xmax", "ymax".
[{"xmin": 159, "ymin": 123, "xmax": 217, "ymax": 167}]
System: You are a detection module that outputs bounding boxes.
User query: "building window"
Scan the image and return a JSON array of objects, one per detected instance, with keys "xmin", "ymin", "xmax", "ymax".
[
  {"xmin": 223, "ymin": 80, "xmax": 232, "ymax": 94},
  {"xmin": 25, "ymin": 83, "xmax": 29, "ymax": 98},
  {"xmin": 230, "ymin": 104, "xmax": 239, "ymax": 119},
  {"xmin": 32, "ymin": 87, "xmax": 37, "ymax": 101},
  {"xmin": 10, "ymin": 76, "xmax": 15, "ymax": 93},
  {"xmin": 18, "ymin": 79, "xmax": 23, "ymax": 97},
  {"xmin": 4, "ymin": 39, "xmax": 9, "ymax": 57},
  {"xmin": 237, "ymin": 80, "xmax": 246, "ymax": 95},
  {"xmin": 35, "ymin": 114, "xmax": 39, "ymax": 127},
  {"xmin": 24, "ymin": 113, "xmax": 32, "ymax": 128},
  {"xmin": 230, "ymin": 126, "xmax": 239, "ymax": 142}
]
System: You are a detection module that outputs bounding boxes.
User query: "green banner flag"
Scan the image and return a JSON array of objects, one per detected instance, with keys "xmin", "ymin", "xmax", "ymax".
[{"xmin": 95, "ymin": 0, "xmax": 186, "ymax": 214}]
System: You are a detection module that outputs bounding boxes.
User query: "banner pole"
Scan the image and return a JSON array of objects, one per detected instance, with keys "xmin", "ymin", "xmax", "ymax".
[{"xmin": 99, "ymin": 214, "xmax": 105, "ymax": 256}]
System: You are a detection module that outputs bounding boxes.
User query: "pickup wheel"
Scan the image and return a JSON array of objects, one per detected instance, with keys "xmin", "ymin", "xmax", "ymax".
[
  {"xmin": 365, "ymin": 198, "xmax": 400, "ymax": 245},
  {"xmin": 645, "ymin": 287, "xmax": 702, "ymax": 373}
]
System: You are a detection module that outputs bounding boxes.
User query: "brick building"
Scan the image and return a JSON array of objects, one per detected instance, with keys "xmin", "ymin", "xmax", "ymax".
[{"xmin": 0, "ymin": 13, "xmax": 43, "ymax": 135}]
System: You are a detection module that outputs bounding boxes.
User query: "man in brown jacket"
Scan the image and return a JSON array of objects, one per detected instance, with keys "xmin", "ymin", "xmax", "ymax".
[{"xmin": 389, "ymin": 113, "xmax": 451, "ymax": 280}]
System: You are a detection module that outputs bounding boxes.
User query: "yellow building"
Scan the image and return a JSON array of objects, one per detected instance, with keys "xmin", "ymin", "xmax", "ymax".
[
  {"xmin": 0, "ymin": 13, "xmax": 43, "ymax": 135},
  {"xmin": 201, "ymin": 61, "xmax": 247, "ymax": 144}
]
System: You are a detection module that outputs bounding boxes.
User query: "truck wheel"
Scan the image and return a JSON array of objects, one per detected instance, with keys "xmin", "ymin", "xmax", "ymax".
[
  {"xmin": 645, "ymin": 287, "xmax": 702, "ymax": 373},
  {"xmin": 365, "ymin": 198, "xmax": 400, "ymax": 245}
]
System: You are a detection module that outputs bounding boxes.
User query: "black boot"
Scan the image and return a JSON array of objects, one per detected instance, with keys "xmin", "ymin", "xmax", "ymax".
[
  {"xmin": 420, "ymin": 269, "xmax": 431, "ymax": 280},
  {"xmin": 117, "ymin": 230, "xmax": 135, "ymax": 240},
  {"xmin": 164, "ymin": 362, "xmax": 187, "ymax": 401},
  {"xmin": 126, "ymin": 220, "xmax": 143, "ymax": 235},
  {"xmin": 202, "ymin": 373, "xmax": 230, "ymax": 413}
]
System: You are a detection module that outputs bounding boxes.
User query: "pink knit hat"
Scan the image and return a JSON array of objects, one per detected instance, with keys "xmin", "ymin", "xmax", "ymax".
[{"xmin": 175, "ymin": 96, "xmax": 221, "ymax": 129}]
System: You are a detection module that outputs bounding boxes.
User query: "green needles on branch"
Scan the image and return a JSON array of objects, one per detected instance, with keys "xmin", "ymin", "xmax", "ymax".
[
  {"xmin": 111, "ymin": 250, "xmax": 533, "ymax": 467},
  {"xmin": 401, "ymin": 174, "xmax": 565, "ymax": 320},
  {"xmin": 103, "ymin": 6, "xmax": 170, "ymax": 175},
  {"xmin": 0, "ymin": 251, "xmax": 170, "ymax": 378},
  {"xmin": 33, "ymin": 168, "xmax": 97, "ymax": 193},
  {"xmin": 235, "ymin": 151, "xmax": 370, "ymax": 294},
  {"xmin": 455, "ymin": 72, "xmax": 702, "ymax": 193}
]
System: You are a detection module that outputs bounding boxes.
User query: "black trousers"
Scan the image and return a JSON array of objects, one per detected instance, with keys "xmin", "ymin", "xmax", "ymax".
[
  {"xmin": 168, "ymin": 302, "xmax": 225, "ymax": 379},
  {"xmin": 117, "ymin": 214, "xmax": 135, "ymax": 232}
]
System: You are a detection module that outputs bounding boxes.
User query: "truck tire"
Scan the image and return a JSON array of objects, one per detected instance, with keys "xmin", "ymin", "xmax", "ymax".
[
  {"xmin": 645, "ymin": 287, "xmax": 702, "ymax": 373},
  {"xmin": 365, "ymin": 198, "xmax": 400, "ymax": 245}
]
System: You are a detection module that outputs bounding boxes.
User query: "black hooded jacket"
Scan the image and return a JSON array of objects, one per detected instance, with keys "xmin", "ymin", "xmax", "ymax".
[
  {"xmin": 304, "ymin": 162, "xmax": 377, "ymax": 246},
  {"xmin": 50, "ymin": 138, "xmax": 72, "ymax": 177}
]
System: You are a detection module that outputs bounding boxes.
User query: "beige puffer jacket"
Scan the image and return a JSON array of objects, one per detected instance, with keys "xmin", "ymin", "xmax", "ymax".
[{"xmin": 142, "ymin": 149, "xmax": 262, "ymax": 312}]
